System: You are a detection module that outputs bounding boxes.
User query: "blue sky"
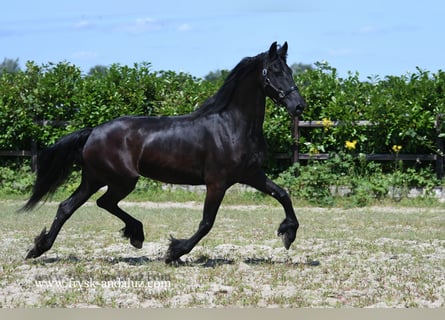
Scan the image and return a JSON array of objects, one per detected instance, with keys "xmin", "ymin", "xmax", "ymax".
[{"xmin": 2, "ymin": 0, "xmax": 444, "ymax": 79}]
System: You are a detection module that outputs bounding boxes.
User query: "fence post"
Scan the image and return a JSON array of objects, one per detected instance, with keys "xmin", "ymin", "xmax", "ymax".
[
  {"xmin": 436, "ymin": 114, "xmax": 444, "ymax": 179},
  {"xmin": 292, "ymin": 116, "xmax": 300, "ymax": 163},
  {"xmin": 31, "ymin": 139, "xmax": 37, "ymax": 172}
]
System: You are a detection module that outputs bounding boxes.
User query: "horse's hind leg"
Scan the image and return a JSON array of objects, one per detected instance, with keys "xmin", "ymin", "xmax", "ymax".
[
  {"xmin": 96, "ymin": 179, "xmax": 144, "ymax": 249},
  {"xmin": 26, "ymin": 174, "xmax": 101, "ymax": 259}
]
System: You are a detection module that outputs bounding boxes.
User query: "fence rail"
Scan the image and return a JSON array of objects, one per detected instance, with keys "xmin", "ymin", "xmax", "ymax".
[
  {"xmin": 290, "ymin": 115, "xmax": 445, "ymax": 179},
  {"xmin": 1, "ymin": 116, "xmax": 444, "ymax": 178},
  {"xmin": 0, "ymin": 150, "xmax": 32, "ymax": 157},
  {"xmin": 280, "ymin": 153, "xmax": 439, "ymax": 161}
]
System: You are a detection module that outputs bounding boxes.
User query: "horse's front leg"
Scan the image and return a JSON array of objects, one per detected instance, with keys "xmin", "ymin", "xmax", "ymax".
[
  {"xmin": 241, "ymin": 170, "xmax": 299, "ymax": 250},
  {"xmin": 165, "ymin": 183, "xmax": 227, "ymax": 264}
]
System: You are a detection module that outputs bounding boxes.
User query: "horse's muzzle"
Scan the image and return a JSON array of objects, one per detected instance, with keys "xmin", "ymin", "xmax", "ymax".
[
  {"xmin": 289, "ymin": 100, "xmax": 306, "ymax": 117},
  {"xmin": 293, "ymin": 104, "xmax": 305, "ymax": 117}
]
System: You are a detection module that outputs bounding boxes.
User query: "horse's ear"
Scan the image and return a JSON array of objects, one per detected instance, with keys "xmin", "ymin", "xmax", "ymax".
[
  {"xmin": 268, "ymin": 42, "xmax": 278, "ymax": 60},
  {"xmin": 279, "ymin": 42, "xmax": 288, "ymax": 59}
]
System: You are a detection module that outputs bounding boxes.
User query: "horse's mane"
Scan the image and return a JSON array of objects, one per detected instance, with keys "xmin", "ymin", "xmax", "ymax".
[{"xmin": 191, "ymin": 51, "xmax": 267, "ymax": 117}]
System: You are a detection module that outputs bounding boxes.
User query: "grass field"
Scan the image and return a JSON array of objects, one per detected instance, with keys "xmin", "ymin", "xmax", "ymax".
[{"xmin": 0, "ymin": 197, "xmax": 444, "ymax": 307}]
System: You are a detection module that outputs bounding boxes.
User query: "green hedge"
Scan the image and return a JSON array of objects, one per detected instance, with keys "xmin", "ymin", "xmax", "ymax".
[
  {"xmin": 293, "ymin": 62, "xmax": 445, "ymax": 156},
  {"xmin": 1, "ymin": 60, "xmax": 445, "ymax": 176}
]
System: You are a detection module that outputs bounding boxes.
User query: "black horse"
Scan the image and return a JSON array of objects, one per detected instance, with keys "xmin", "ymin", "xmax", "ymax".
[{"xmin": 22, "ymin": 42, "xmax": 306, "ymax": 263}]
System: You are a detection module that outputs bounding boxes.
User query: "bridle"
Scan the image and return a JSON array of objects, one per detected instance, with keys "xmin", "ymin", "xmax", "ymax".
[{"xmin": 262, "ymin": 68, "xmax": 298, "ymax": 105}]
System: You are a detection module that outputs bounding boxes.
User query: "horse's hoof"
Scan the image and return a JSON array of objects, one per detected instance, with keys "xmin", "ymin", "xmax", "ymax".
[
  {"xmin": 25, "ymin": 249, "xmax": 37, "ymax": 259},
  {"xmin": 130, "ymin": 238, "xmax": 143, "ymax": 249},
  {"xmin": 280, "ymin": 233, "xmax": 292, "ymax": 250},
  {"xmin": 165, "ymin": 257, "xmax": 185, "ymax": 266}
]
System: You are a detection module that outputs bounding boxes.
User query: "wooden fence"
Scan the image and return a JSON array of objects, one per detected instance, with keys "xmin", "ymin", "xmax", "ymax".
[
  {"xmin": 0, "ymin": 142, "xmax": 38, "ymax": 171},
  {"xmin": 285, "ymin": 114, "xmax": 445, "ymax": 179},
  {"xmin": 1, "ymin": 116, "xmax": 444, "ymax": 178}
]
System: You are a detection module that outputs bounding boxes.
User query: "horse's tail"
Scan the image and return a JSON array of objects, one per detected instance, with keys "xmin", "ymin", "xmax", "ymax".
[{"xmin": 21, "ymin": 128, "xmax": 93, "ymax": 211}]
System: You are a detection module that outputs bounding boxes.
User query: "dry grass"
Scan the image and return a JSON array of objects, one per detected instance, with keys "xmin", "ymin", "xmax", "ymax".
[{"xmin": 0, "ymin": 200, "xmax": 444, "ymax": 307}]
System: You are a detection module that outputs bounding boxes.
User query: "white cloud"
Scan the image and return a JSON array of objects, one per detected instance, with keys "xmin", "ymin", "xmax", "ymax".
[
  {"xmin": 74, "ymin": 19, "xmax": 94, "ymax": 30},
  {"xmin": 118, "ymin": 17, "xmax": 163, "ymax": 34},
  {"xmin": 177, "ymin": 23, "xmax": 192, "ymax": 32}
]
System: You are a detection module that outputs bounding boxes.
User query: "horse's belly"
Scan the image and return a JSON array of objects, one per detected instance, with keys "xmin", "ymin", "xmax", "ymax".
[
  {"xmin": 137, "ymin": 152, "xmax": 205, "ymax": 185},
  {"xmin": 139, "ymin": 165, "xmax": 205, "ymax": 185}
]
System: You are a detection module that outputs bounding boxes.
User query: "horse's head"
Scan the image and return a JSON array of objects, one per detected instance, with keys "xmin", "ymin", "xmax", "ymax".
[{"xmin": 263, "ymin": 42, "xmax": 306, "ymax": 117}]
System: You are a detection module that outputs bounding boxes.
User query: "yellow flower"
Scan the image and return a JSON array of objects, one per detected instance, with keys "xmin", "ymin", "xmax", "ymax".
[
  {"xmin": 345, "ymin": 140, "xmax": 358, "ymax": 150},
  {"xmin": 321, "ymin": 118, "xmax": 334, "ymax": 131},
  {"xmin": 392, "ymin": 145, "xmax": 402, "ymax": 153},
  {"xmin": 309, "ymin": 146, "xmax": 319, "ymax": 154}
]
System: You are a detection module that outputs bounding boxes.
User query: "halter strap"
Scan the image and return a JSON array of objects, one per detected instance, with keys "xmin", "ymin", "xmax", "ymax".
[{"xmin": 262, "ymin": 68, "xmax": 298, "ymax": 103}]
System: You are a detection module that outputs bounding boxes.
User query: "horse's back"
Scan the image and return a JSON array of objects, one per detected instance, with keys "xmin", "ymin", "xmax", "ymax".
[
  {"xmin": 81, "ymin": 115, "xmax": 206, "ymax": 184},
  {"xmin": 80, "ymin": 112, "xmax": 254, "ymax": 185}
]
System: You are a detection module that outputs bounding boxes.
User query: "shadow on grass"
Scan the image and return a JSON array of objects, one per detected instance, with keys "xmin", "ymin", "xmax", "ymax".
[
  {"xmin": 32, "ymin": 254, "xmax": 320, "ymax": 268},
  {"xmin": 36, "ymin": 254, "xmax": 81, "ymax": 264},
  {"xmin": 178, "ymin": 255, "xmax": 321, "ymax": 268},
  {"xmin": 244, "ymin": 257, "xmax": 320, "ymax": 267},
  {"xmin": 106, "ymin": 256, "xmax": 165, "ymax": 265},
  {"xmin": 32, "ymin": 254, "xmax": 164, "ymax": 265}
]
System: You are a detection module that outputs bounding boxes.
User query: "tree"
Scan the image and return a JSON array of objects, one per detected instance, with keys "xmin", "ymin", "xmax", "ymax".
[
  {"xmin": 204, "ymin": 69, "xmax": 230, "ymax": 82},
  {"xmin": 0, "ymin": 58, "xmax": 20, "ymax": 74},
  {"xmin": 290, "ymin": 62, "xmax": 313, "ymax": 75},
  {"xmin": 88, "ymin": 65, "xmax": 108, "ymax": 76}
]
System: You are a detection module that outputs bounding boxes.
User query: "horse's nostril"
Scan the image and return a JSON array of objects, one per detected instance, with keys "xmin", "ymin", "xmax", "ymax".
[{"xmin": 294, "ymin": 105, "xmax": 304, "ymax": 116}]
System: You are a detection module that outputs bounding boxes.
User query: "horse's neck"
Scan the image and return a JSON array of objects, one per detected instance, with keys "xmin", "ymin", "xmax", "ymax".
[{"xmin": 226, "ymin": 80, "xmax": 266, "ymax": 132}]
